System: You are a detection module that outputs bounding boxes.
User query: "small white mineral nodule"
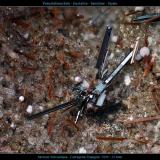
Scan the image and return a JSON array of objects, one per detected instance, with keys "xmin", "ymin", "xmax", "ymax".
[
  {"xmin": 19, "ymin": 96, "xmax": 24, "ymax": 102},
  {"xmin": 26, "ymin": 105, "xmax": 33, "ymax": 114},
  {"xmin": 89, "ymin": 20, "xmax": 93, "ymax": 25},
  {"xmin": 135, "ymin": 7, "xmax": 144, "ymax": 12},
  {"xmin": 128, "ymin": 115, "xmax": 134, "ymax": 121},
  {"xmin": 130, "ymin": 43, "xmax": 135, "ymax": 49},
  {"xmin": 74, "ymin": 76, "xmax": 82, "ymax": 83},
  {"xmin": 139, "ymin": 47, "xmax": 150, "ymax": 57},
  {"xmin": 144, "ymin": 112, "xmax": 147, "ymax": 117},
  {"xmin": 109, "ymin": 53, "xmax": 114, "ymax": 59},
  {"xmin": 79, "ymin": 147, "xmax": 87, "ymax": 153},
  {"xmin": 111, "ymin": 35, "xmax": 118, "ymax": 43},
  {"xmin": 23, "ymin": 33, "xmax": 29, "ymax": 39},
  {"xmin": 124, "ymin": 74, "xmax": 131, "ymax": 86},
  {"xmin": 39, "ymin": 106, "xmax": 43, "ymax": 111},
  {"xmin": 10, "ymin": 122, "xmax": 15, "ymax": 128}
]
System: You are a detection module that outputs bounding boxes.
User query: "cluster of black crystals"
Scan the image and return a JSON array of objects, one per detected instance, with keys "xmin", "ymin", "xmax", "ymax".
[{"xmin": 27, "ymin": 25, "xmax": 133, "ymax": 123}]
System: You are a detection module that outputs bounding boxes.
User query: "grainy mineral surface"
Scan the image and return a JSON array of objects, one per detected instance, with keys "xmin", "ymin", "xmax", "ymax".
[{"xmin": 0, "ymin": 7, "xmax": 160, "ymax": 153}]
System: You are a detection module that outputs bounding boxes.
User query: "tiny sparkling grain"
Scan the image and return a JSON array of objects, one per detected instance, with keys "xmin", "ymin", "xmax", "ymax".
[
  {"xmin": 139, "ymin": 47, "xmax": 150, "ymax": 57},
  {"xmin": 144, "ymin": 112, "xmax": 147, "ymax": 117},
  {"xmin": 10, "ymin": 123, "xmax": 15, "ymax": 128},
  {"xmin": 111, "ymin": 35, "xmax": 118, "ymax": 43},
  {"xmin": 19, "ymin": 96, "xmax": 24, "ymax": 102},
  {"xmin": 124, "ymin": 74, "xmax": 131, "ymax": 86},
  {"xmin": 128, "ymin": 115, "xmax": 134, "ymax": 121},
  {"xmin": 135, "ymin": 7, "xmax": 144, "ymax": 12},
  {"xmin": 39, "ymin": 106, "xmax": 43, "ymax": 111},
  {"xmin": 23, "ymin": 33, "xmax": 29, "ymax": 39},
  {"xmin": 26, "ymin": 105, "xmax": 33, "ymax": 114},
  {"xmin": 79, "ymin": 147, "xmax": 87, "ymax": 153},
  {"xmin": 74, "ymin": 76, "xmax": 82, "ymax": 83}
]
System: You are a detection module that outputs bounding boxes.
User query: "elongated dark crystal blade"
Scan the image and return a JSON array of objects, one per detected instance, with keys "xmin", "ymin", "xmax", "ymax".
[
  {"xmin": 27, "ymin": 99, "xmax": 77, "ymax": 120},
  {"xmin": 94, "ymin": 50, "xmax": 132, "ymax": 95},
  {"xmin": 96, "ymin": 26, "xmax": 112, "ymax": 79}
]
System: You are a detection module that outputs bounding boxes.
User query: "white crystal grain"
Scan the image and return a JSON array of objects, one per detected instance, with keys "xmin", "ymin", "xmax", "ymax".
[
  {"xmin": 135, "ymin": 7, "xmax": 144, "ymax": 12},
  {"xmin": 19, "ymin": 96, "xmax": 24, "ymax": 102},
  {"xmin": 10, "ymin": 123, "xmax": 15, "ymax": 128},
  {"xmin": 111, "ymin": 35, "xmax": 118, "ymax": 43},
  {"xmin": 74, "ymin": 76, "xmax": 82, "ymax": 83},
  {"xmin": 23, "ymin": 33, "xmax": 29, "ymax": 39},
  {"xmin": 124, "ymin": 74, "xmax": 131, "ymax": 86},
  {"xmin": 79, "ymin": 147, "xmax": 87, "ymax": 153},
  {"xmin": 26, "ymin": 105, "xmax": 33, "ymax": 114},
  {"xmin": 128, "ymin": 115, "xmax": 134, "ymax": 121},
  {"xmin": 139, "ymin": 47, "xmax": 150, "ymax": 57}
]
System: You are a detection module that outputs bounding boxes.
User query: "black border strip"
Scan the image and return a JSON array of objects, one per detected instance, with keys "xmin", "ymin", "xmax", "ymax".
[
  {"xmin": 0, "ymin": 0, "xmax": 160, "ymax": 6},
  {"xmin": 0, "ymin": 153, "xmax": 159, "ymax": 160}
]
